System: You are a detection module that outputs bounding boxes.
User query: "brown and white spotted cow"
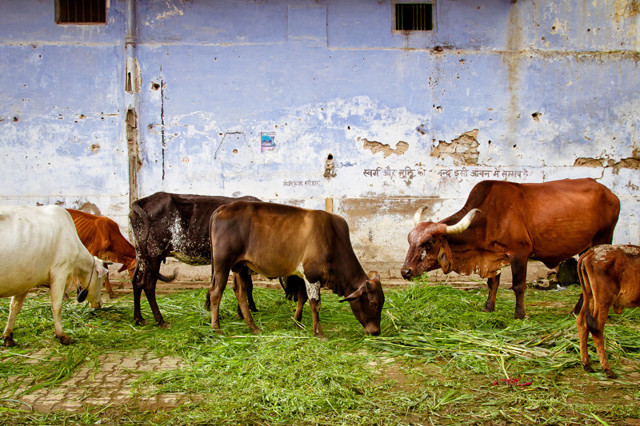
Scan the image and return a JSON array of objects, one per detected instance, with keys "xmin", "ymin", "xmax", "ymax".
[
  {"xmin": 576, "ymin": 244, "xmax": 640, "ymax": 379},
  {"xmin": 129, "ymin": 192, "xmax": 260, "ymax": 327}
]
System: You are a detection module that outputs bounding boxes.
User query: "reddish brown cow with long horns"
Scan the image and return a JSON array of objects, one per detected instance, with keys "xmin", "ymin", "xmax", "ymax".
[{"xmin": 401, "ymin": 178, "xmax": 620, "ymax": 319}]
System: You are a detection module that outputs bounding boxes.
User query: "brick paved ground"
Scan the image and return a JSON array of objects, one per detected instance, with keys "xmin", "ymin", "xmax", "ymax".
[{"xmin": 1, "ymin": 350, "xmax": 189, "ymax": 414}]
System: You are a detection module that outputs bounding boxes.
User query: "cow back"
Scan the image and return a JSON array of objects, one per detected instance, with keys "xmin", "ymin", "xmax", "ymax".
[
  {"xmin": 0, "ymin": 206, "xmax": 90, "ymax": 295},
  {"xmin": 67, "ymin": 208, "xmax": 136, "ymax": 271},
  {"xmin": 130, "ymin": 192, "xmax": 260, "ymax": 265},
  {"xmin": 211, "ymin": 201, "xmax": 367, "ymax": 295},
  {"xmin": 443, "ymin": 179, "xmax": 620, "ymax": 267}
]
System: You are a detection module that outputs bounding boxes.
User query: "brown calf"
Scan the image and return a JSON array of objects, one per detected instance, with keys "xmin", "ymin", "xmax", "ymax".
[
  {"xmin": 576, "ymin": 244, "xmax": 640, "ymax": 379},
  {"xmin": 67, "ymin": 209, "xmax": 137, "ymax": 298},
  {"xmin": 208, "ymin": 201, "xmax": 384, "ymax": 338}
]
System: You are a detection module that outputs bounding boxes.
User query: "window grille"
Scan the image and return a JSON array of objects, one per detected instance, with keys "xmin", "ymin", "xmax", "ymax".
[
  {"xmin": 395, "ymin": 3, "xmax": 433, "ymax": 31},
  {"xmin": 56, "ymin": 0, "xmax": 106, "ymax": 24}
]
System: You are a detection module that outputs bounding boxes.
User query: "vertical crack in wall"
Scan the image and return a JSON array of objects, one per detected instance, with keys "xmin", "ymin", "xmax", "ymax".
[
  {"xmin": 431, "ymin": 129, "xmax": 480, "ymax": 165},
  {"xmin": 160, "ymin": 79, "xmax": 166, "ymax": 181},
  {"xmin": 505, "ymin": 4, "xmax": 522, "ymax": 148}
]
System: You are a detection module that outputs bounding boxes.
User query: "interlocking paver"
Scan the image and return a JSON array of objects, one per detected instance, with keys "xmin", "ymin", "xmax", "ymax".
[{"xmin": 6, "ymin": 351, "xmax": 191, "ymax": 414}]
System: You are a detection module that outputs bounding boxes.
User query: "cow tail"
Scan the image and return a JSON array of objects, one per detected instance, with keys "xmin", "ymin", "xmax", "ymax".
[
  {"xmin": 130, "ymin": 201, "xmax": 177, "ymax": 283},
  {"xmin": 130, "ymin": 202, "xmax": 150, "ymax": 259},
  {"xmin": 157, "ymin": 271, "xmax": 177, "ymax": 282},
  {"xmin": 577, "ymin": 252, "xmax": 597, "ymax": 333}
]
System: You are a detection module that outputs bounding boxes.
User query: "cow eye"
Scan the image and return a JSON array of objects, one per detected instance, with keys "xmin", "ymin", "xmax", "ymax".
[{"xmin": 423, "ymin": 239, "xmax": 433, "ymax": 250}]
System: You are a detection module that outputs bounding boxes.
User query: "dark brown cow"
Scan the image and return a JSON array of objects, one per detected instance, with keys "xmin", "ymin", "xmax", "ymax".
[
  {"xmin": 576, "ymin": 244, "xmax": 640, "ymax": 379},
  {"xmin": 401, "ymin": 178, "xmax": 620, "ymax": 319},
  {"xmin": 67, "ymin": 209, "xmax": 136, "ymax": 298},
  {"xmin": 129, "ymin": 192, "xmax": 260, "ymax": 327},
  {"xmin": 208, "ymin": 201, "xmax": 385, "ymax": 338}
]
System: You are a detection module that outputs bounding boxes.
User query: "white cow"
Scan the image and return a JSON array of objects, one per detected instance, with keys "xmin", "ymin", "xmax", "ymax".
[{"xmin": 0, "ymin": 205, "xmax": 108, "ymax": 346}]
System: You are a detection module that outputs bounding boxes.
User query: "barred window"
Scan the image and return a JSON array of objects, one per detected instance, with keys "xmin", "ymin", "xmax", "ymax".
[
  {"xmin": 395, "ymin": 3, "xmax": 434, "ymax": 31},
  {"xmin": 56, "ymin": 0, "xmax": 107, "ymax": 24}
]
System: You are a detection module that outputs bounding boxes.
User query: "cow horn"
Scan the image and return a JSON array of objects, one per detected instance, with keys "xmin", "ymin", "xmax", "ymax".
[
  {"xmin": 413, "ymin": 206, "xmax": 429, "ymax": 226},
  {"xmin": 445, "ymin": 209, "xmax": 480, "ymax": 235}
]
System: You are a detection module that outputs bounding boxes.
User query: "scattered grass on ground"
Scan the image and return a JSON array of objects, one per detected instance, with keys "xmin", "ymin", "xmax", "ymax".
[{"xmin": 0, "ymin": 277, "xmax": 639, "ymax": 424}]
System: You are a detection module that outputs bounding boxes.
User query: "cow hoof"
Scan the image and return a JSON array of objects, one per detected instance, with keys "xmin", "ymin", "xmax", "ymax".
[
  {"xmin": 158, "ymin": 322, "xmax": 170, "ymax": 329},
  {"xmin": 483, "ymin": 306, "xmax": 495, "ymax": 313},
  {"xmin": 605, "ymin": 369, "xmax": 618, "ymax": 379},
  {"xmin": 58, "ymin": 335, "xmax": 75, "ymax": 345},
  {"xmin": 213, "ymin": 328, "xmax": 224, "ymax": 335},
  {"xmin": 315, "ymin": 333, "xmax": 328, "ymax": 341},
  {"xmin": 582, "ymin": 363, "xmax": 594, "ymax": 373},
  {"xmin": 135, "ymin": 319, "xmax": 147, "ymax": 326},
  {"xmin": 3, "ymin": 337, "xmax": 17, "ymax": 347},
  {"xmin": 250, "ymin": 327, "xmax": 262, "ymax": 335}
]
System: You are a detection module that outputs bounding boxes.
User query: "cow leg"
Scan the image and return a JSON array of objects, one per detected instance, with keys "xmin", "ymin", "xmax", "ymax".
[
  {"xmin": 131, "ymin": 263, "xmax": 146, "ymax": 325},
  {"xmin": 483, "ymin": 274, "xmax": 500, "ymax": 312},
  {"xmin": 509, "ymin": 256, "xmax": 528, "ymax": 319},
  {"xmin": 293, "ymin": 286, "xmax": 308, "ymax": 327},
  {"xmin": 233, "ymin": 271, "xmax": 261, "ymax": 334},
  {"xmin": 143, "ymin": 282, "xmax": 168, "ymax": 328},
  {"xmin": 209, "ymin": 268, "xmax": 230, "ymax": 334},
  {"xmin": 233, "ymin": 273, "xmax": 257, "ymax": 319},
  {"xmin": 305, "ymin": 281, "xmax": 325, "ymax": 339},
  {"xmin": 50, "ymin": 277, "xmax": 74, "ymax": 345},
  {"xmin": 2, "ymin": 292, "xmax": 28, "ymax": 347},
  {"xmin": 139, "ymin": 259, "xmax": 167, "ymax": 328},
  {"xmin": 246, "ymin": 273, "xmax": 257, "ymax": 313},
  {"xmin": 590, "ymin": 305, "xmax": 616, "ymax": 379},
  {"xmin": 576, "ymin": 304, "xmax": 593, "ymax": 373}
]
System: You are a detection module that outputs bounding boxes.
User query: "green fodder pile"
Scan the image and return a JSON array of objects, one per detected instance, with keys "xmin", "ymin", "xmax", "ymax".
[{"xmin": 0, "ymin": 279, "xmax": 639, "ymax": 424}]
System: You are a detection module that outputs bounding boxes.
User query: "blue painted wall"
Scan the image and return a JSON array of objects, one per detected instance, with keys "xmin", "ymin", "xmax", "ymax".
[{"xmin": 1, "ymin": 0, "xmax": 638, "ymax": 277}]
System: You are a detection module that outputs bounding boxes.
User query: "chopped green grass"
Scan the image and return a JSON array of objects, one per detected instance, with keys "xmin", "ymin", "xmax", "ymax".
[{"xmin": 0, "ymin": 279, "xmax": 639, "ymax": 424}]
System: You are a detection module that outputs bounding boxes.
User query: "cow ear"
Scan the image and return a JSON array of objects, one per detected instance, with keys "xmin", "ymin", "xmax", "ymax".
[
  {"xmin": 339, "ymin": 284, "xmax": 366, "ymax": 303},
  {"xmin": 77, "ymin": 287, "xmax": 88, "ymax": 303},
  {"xmin": 95, "ymin": 259, "xmax": 109, "ymax": 278},
  {"xmin": 437, "ymin": 247, "xmax": 452, "ymax": 274}
]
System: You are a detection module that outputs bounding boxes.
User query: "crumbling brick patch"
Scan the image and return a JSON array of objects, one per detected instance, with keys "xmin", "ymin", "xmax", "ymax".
[{"xmin": 431, "ymin": 129, "xmax": 480, "ymax": 166}]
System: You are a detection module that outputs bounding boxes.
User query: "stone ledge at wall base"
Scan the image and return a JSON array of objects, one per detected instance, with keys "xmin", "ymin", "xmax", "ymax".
[{"xmin": 107, "ymin": 258, "xmax": 561, "ymax": 288}]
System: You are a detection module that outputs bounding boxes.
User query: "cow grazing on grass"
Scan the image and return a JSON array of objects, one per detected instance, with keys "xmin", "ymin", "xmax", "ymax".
[
  {"xmin": 67, "ymin": 209, "xmax": 137, "ymax": 298},
  {"xmin": 0, "ymin": 206, "xmax": 107, "ymax": 346},
  {"xmin": 576, "ymin": 244, "xmax": 640, "ymax": 379},
  {"xmin": 208, "ymin": 201, "xmax": 385, "ymax": 338},
  {"xmin": 129, "ymin": 192, "xmax": 260, "ymax": 327},
  {"xmin": 401, "ymin": 178, "xmax": 620, "ymax": 319}
]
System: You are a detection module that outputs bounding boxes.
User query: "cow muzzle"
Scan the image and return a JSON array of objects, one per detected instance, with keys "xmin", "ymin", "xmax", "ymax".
[
  {"xmin": 401, "ymin": 268, "xmax": 413, "ymax": 280},
  {"xmin": 365, "ymin": 323, "xmax": 381, "ymax": 336}
]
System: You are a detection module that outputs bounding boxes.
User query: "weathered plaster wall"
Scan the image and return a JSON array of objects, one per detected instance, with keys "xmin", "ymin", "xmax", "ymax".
[{"xmin": 0, "ymin": 0, "xmax": 638, "ymax": 280}]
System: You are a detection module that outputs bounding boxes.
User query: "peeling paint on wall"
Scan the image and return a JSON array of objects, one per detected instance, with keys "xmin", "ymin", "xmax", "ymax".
[
  {"xmin": 574, "ymin": 157, "xmax": 640, "ymax": 170},
  {"xmin": 361, "ymin": 138, "xmax": 409, "ymax": 158},
  {"xmin": 431, "ymin": 130, "xmax": 480, "ymax": 166}
]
